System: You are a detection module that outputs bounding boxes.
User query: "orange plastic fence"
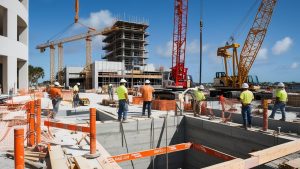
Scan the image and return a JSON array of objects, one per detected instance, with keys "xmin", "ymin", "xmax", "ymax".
[
  {"xmin": 44, "ymin": 121, "xmax": 90, "ymax": 132},
  {"xmin": 109, "ymin": 142, "xmax": 192, "ymax": 163}
]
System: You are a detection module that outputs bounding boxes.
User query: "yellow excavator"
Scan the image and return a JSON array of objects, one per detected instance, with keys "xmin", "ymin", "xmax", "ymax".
[{"xmin": 211, "ymin": 0, "xmax": 277, "ymax": 98}]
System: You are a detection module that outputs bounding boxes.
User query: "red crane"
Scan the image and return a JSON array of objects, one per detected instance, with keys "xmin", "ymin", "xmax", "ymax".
[{"xmin": 171, "ymin": 0, "xmax": 189, "ymax": 88}]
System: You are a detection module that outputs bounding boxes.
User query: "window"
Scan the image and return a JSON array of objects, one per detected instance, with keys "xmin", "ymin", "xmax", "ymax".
[{"xmin": 0, "ymin": 5, "xmax": 7, "ymax": 37}]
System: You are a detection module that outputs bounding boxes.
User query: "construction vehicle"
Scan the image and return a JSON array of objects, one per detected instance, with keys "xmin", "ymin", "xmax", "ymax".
[
  {"xmin": 210, "ymin": 0, "xmax": 277, "ymax": 98},
  {"xmin": 166, "ymin": 0, "xmax": 191, "ymax": 90}
]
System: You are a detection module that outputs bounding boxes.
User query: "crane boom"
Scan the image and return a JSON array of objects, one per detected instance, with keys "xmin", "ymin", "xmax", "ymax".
[
  {"xmin": 238, "ymin": 0, "xmax": 277, "ymax": 86},
  {"xmin": 171, "ymin": 0, "xmax": 189, "ymax": 88},
  {"xmin": 75, "ymin": 0, "xmax": 79, "ymax": 23}
]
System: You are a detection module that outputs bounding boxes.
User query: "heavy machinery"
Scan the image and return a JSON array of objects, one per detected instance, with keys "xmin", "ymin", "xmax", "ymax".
[
  {"xmin": 211, "ymin": 0, "xmax": 277, "ymax": 98},
  {"xmin": 163, "ymin": 0, "xmax": 191, "ymax": 90}
]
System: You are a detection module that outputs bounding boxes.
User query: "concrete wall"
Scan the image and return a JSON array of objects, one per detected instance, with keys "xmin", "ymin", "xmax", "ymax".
[
  {"xmin": 184, "ymin": 116, "xmax": 291, "ymax": 169},
  {"xmin": 212, "ymin": 109, "xmax": 300, "ymax": 135},
  {"xmin": 97, "ymin": 116, "xmax": 185, "ymax": 169}
]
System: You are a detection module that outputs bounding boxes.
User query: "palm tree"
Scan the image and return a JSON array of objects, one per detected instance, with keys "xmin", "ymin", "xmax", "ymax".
[{"xmin": 29, "ymin": 65, "xmax": 45, "ymax": 86}]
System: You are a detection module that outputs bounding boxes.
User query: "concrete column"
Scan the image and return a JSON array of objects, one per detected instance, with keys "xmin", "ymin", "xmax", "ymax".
[
  {"xmin": 7, "ymin": 56, "xmax": 17, "ymax": 94},
  {"xmin": 50, "ymin": 45, "xmax": 55, "ymax": 84},
  {"xmin": 17, "ymin": 60, "xmax": 28, "ymax": 90},
  {"xmin": 86, "ymin": 37, "xmax": 92, "ymax": 67},
  {"xmin": 7, "ymin": 9, "xmax": 17, "ymax": 40},
  {"xmin": 92, "ymin": 62, "xmax": 98, "ymax": 89},
  {"xmin": 58, "ymin": 43, "xmax": 63, "ymax": 84}
]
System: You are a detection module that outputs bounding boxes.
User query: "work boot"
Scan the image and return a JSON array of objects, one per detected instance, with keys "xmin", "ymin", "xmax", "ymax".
[
  {"xmin": 249, "ymin": 125, "xmax": 252, "ymax": 128},
  {"xmin": 269, "ymin": 116, "xmax": 274, "ymax": 119},
  {"xmin": 280, "ymin": 118, "xmax": 286, "ymax": 121},
  {"xmin": 122, "ymin": 119, "xmax": 128, "ymax": 123}
]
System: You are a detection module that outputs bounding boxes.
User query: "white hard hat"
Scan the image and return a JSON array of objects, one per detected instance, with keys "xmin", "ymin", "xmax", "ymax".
[
  {"xmin": 198, "ymin": 85, "xmax": 204, "ymax": 90},
  {"xmin": 145, "ymin": 80, "xmax": 150, "ymax": 84},
  {"xmin": 54, "ymin": 82, "xmax": 60, "ymax": 86},
  {"xmin": 77, "ymin": 82, "xmax": 80, "ymax": 86},
  {"xmin": 242, "ymin": 83, "xmax": 249, "ymax": 89},
  {"xmin": 109, "ymin": 84, "xmax": 112, "ymax": 86},
  {"xmin": 120, "ymin": 79, "xmax": 127, "ymax": 83},
  {"xmin": 278, "ymin": 82, "xmax": 285, "ymax": 88}
]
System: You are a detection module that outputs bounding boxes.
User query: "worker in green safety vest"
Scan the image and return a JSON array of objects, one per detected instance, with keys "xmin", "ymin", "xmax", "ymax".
[
  {"xmin": 269, "ymin": 82, "xmax": 288, "ymax": 121},
  {"xmin": 193, "ymin": 85, "xmax": 206, "ymax": 117},
  {"xmin": 239, "ymin": 83, "xmax": 254, "ymax": 129},
  {"xmin": 116, "ymin": 79, "xmax": 129, "ymax": 122}
]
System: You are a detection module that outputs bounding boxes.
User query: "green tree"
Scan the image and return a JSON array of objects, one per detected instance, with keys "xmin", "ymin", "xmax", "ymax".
[{"xmin": 29, "ymin": 65, "xmax": 44, "ymax": 86}]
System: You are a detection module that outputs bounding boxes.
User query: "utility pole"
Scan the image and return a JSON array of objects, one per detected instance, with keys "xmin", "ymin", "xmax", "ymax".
[{"xmin": 199, "ymin": 19, "xmax": 203, "ymax": 85}]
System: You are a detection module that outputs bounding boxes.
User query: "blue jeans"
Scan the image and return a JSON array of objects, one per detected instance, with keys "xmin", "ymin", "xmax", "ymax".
[
  {"xmin": 142, "ymin": 101, "xmax": 152, "ymax": 117},
  {"xmin": 118, "ymin": 100, "xmax": 128, "ymax": 120},
  {"xmin": 270, "ymin": 102, "xmax": 286, "ymax": 120},
  {"xmin": 241, "ymin": 105, "xmax": 252, "ymax": 126},
  {"xmin": 52, "ymin": 98, "xmax": 62, "ymax": 118}
]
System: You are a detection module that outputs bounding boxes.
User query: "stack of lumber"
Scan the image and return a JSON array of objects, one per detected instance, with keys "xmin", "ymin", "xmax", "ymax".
[{"xmin": 6, "ymin": 148, "xmax": 47, "ymax": 168}]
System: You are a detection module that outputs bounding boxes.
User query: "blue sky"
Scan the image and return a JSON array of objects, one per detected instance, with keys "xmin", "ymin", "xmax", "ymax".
[{"xmin": 29, "ymin": 0, "xmax": 300, "ymax": 83}]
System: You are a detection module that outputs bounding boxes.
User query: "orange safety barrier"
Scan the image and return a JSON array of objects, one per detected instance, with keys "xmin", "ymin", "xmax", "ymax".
[
  {"xmin": 44, "ymin": 121, "xmax": 90, "ymax": 133},
  {"xmin": 29, "ymin": 100, "xmax": 35, "ymax": 147},
  {"xmin": 152, "ymin": 100, "xmax": 176, "ymax": 111},
  {"xmin": 132, "ymin": 96, "xmax": 143, "ymax": 105},
  {"xmin": 90, "ymin": 108, "xmax": 96, "ymax": 154},
  {"xmin": 36, "ymin": 99, "xmax": 41, "ymax": 144},
  {"xmin": 191, "ymin": 143, "xmax": 236, "ymax": 161},
  {"xmin": 14, "ymin": 128, "xmax": 24, "ymax": 169},
  {"xmin": 109, "ymin": 142, "xmax": 192, "ymax": 163}
]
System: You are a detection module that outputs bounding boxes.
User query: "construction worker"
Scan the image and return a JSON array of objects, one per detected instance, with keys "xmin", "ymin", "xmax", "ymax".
[
  {"xmin": 108, "ymin": 84, "xmax": 114, "ymax": 100},
  {"xmin": 193, "ymin": 85, "xmax": 206, "ymax": 117},
  {"xmin": 48, "ymin": 82, "xmax": 63, "ymax": 119},
  {"xmin": 140, "ymin": 79, "xmax": 155, "ymax": 118},
  {"xmin": 73, "ymin": 82, "xmax": 80, "ymax": 107},
  {"xmin": 269, "ymin": 82, "xmax": 288, "ymax": 121},
  {"xmin": 116, "ymin": 79, "xmax": 129, "ymax": 122},
  {"xmin": 239, "ymin": 83, "xmax": 254, "ymax": 129}
]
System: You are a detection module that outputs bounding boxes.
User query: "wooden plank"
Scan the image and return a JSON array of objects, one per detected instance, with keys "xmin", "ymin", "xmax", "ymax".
[
  {"xmin": 74, "ymin": 156, "xmax": 92, "ymax": 169},
  {"xmin": 284, "ymin": 158, "xmax": 300, "ymax": 168},
  {"xmin": 49, "ymin": 145, "xmax": 69, "ymax": 169},
  {"xmin": 249, "ymin": 140, "xmax": 300, "ymax": 165},
  {"xmin": 202, "ymin": 158, "xmax": 245, "ymax": 169}
]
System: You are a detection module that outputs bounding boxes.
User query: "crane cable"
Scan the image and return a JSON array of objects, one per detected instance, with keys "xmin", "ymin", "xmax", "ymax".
[{"xmin": 226, "ymin": 0, "xmax": 260, "ymax": 45}]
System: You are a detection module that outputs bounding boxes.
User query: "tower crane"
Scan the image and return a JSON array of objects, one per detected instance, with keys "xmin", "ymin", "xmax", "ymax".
[{"xmin": 212, "ymin": 0, "xmax": 277, "ymax": 97}]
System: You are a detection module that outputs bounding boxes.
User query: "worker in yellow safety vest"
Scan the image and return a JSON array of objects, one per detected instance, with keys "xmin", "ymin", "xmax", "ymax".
[
  {"xmin": 269, "ymin": 82, "xmax": 288, "ymax": 121},
  {"xmin": 116, "ymin": 79, "xmax": 129, "ymax": 122},
  {"xmin": 193, "ymin": 85, "xmax": 206, "ymax": 117},
  {"xmin": 239, "ymin": 83, "xmax": 254, "ymax": 129}
]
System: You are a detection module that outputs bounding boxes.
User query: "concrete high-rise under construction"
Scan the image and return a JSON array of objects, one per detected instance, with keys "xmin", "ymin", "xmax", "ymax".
[{"xmin": 102, "ymin": 20, "xmax": 148, "ymax": 70}]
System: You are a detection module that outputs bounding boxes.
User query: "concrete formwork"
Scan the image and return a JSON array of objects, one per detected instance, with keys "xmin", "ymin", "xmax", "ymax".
[
  {"xmin": 97, "ymin": 116, "xmax": 185, "ymax": 169},
  {"xmin": 95, "ymin": 114, "xmax": 298, "ymax": 169}
]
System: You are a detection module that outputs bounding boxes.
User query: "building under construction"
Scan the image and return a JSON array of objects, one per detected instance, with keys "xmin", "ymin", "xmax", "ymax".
[{"xmin": 63, "ymin": 20, "xmax": 163, "ymax": 89}]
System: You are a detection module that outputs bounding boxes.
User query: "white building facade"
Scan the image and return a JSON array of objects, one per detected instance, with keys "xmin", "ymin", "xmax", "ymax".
[{"xmin": 0, "ymin": 0, "xmax": 28, "ymax": 94}]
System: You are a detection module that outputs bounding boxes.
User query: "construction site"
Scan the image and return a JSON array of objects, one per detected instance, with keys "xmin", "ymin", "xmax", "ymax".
[{"xmin": 1, "ymin": 0, "xmax": 300, "ymax": 169}]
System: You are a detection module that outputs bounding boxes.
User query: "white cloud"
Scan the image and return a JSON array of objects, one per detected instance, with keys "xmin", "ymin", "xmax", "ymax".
[
  {"xmin": 291, "ymin": 62, "xmax": 299, "ymax": 69},
  {"xmin": 257, "ymin": 48, "xmax": 268, "ymax": 60},
  {"xmin": 156, "ymin": 40, "xmax": 173, "ymax": 57},
  {"xmin": 81, "ymin": 10, "xmax": 116, "ymax": 29},
  {"xmin": 156, "ymin": 39, "xmax": 209, "ymax": 57},
  {"xmin": 272, "ymin": 37, "xmax": 293, "ymax": 55}
]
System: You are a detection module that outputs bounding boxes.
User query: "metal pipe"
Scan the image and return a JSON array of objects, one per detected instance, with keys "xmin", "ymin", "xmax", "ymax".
[
  {"xmin": 14, "ymin": 128, "xmax": 24, "ymax": 169},
  {"xmin": 29, "ymin": 100, "xmax": 35, "ymax": 146},
  {"xmin": 90, "ymin": 108, "xmax": 96, "ymax": 154},
  {"xmin": 263, "ymin": 99, "xmax": 268, "ymax": 131},
  {"xmin": 36, "ymin": 99, "xmax": 41, "ymax": 144}
]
